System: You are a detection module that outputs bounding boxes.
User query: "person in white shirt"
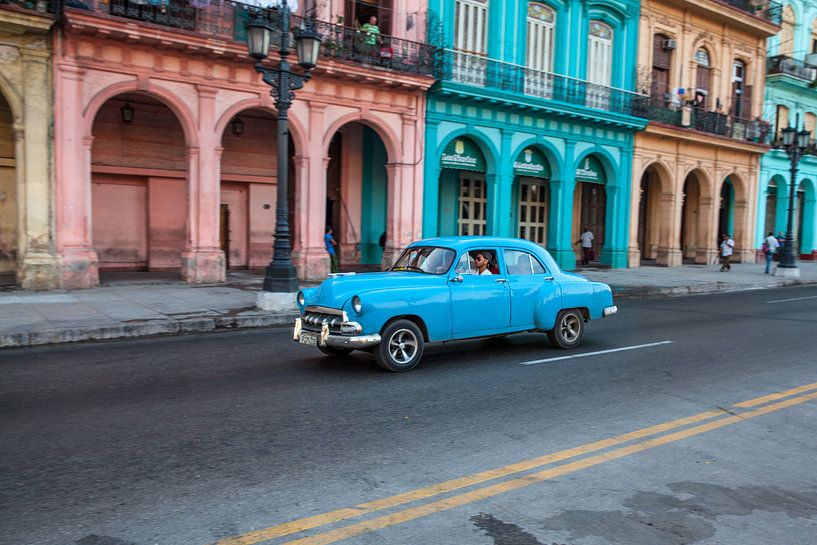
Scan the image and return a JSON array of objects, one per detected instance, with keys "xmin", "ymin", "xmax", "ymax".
[
  {"xmin": 473, "ymin": 251, "xmax": 493, "ymax": 275},
  {"xmin": 719, "ymin": 233, "xmax": 735, "ymax": 272},
  {"xmin": 763, "ymin": 231, "xmax": 780, "ymax": 274},
  {"xmin": 576, "ymin": 227, "xmax": 594, "ymax": 265}
]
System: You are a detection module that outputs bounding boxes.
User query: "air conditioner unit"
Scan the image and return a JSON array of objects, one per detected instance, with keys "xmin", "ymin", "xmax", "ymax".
[
  {"xmin": 805, "ymin": 53, "xmax": 817, "ymax": 67},
  {"xmin": 662, "ymin": 39, "xmax": 677, "ymax": 50}
]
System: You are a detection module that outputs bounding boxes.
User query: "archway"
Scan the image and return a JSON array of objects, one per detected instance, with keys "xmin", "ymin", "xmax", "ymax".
[
  {"xmin": 325, "ymin": 122, "xmax": 388, "ymax": 270},
  {"xmin": 637, "ymin": 164, "xmax": 663, "ymax": 264},
  {"xmin": 437, "ymin": 136, "xmax": 489, "ymax": 237},
  {"xmin": 679, "ymin": 170, "xmax": 704, "ymax": 263},
  {"xmin": 90, "ymin": 93, "xmax": 187, "ymax": 273},
  {"xmin": 512, "ymin": 146, "xmax": 552, "ymax": 246},
  {"xmin": 798, "ymin": 178, "xmax": 816, "ymax": 260},
  {"xmin": 0, "ymin": 91, "xmax": 15, "ymax": 284},
  {"xmin": 219, "ymin": 108, "xmax": 294, "ymax": 270},
  {"xmin": 573, "ymin": 154, "xmax": 607, "ymax": 265},
  {"xmin": 717, "ymin": 177, "xmax": 735, "ymax": 242},
  {"xmin": 764, "ymin": 177, "xmax": 781, "ymax": 237}
]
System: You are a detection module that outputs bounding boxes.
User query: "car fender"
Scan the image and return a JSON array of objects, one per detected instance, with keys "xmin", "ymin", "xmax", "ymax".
[{"xmin": 533, "ymin": 283, "xmax": 563, "ymax": 331}]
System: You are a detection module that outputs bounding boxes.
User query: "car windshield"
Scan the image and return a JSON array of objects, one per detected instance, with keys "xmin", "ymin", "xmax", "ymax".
[{"xmin": 391, "ymin": 247, "xmax": 456, "ymax": 275}]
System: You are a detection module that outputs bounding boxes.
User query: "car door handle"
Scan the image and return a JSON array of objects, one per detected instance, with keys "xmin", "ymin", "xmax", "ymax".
[
  {"xmin": 543, "ymin": 276, "xmax": 555, "ymax": 282},
  {"xmin": 495, "ymin": 278, "xmax": 507, "ymax": 284},
  {"xmin": 450, "ymin": 274, "xmax": 463, "ymax": 283}
]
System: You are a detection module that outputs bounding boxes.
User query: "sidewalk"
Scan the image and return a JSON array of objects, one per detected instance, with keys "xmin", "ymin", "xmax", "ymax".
[{"xmin": 1, "ymin": 263, "xmax": 815, "ymax": 349}]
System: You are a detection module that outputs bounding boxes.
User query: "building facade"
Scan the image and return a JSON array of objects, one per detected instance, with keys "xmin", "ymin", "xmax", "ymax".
[
  {"xmin": 0, "ymin": 1, "xmax": 58, "ymax": 289},
  {"xmin": 630, "ymin": 0, "xmax": 780, "ymax": 267},
  {"xmin": 423, "ymin": 0, "xmax": 646, "ymax": 271},
  {"xmin": 52, "ymin": 0, "xmax": 434, "ymax": 289},
  {"xmin": 757, "ymin": 1, "xmax": 817, "ymax": 260}
]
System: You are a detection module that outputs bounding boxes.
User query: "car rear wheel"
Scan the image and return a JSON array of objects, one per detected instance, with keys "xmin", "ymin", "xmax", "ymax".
[
  {"xmin": 547, "ymin": 309, "xmax": 584, "ymax": 349},
  {"xmin": 319, "ymin": 346, "xmax": 353, "ymax": 357},
  {"xmin": 374, "ymin": 319, "xmax": 424, "ymax": 372}
]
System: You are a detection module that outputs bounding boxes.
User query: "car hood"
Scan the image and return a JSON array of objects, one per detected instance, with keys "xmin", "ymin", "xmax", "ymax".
[{"xmin": 313, "ymin": 272, "xmax": 442, "ymax": 308}]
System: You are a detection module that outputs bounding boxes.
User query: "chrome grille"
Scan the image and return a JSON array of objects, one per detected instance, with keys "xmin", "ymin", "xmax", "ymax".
[{"xmin": 301, "ymin": 310, "xmax": 343, "ymax": 334}]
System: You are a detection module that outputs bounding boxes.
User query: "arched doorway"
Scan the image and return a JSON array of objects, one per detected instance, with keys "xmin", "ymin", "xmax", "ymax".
[
  {"xmin": 219, "ymin": 109, "xmax": 294, "ymax": 270},
  {"xmin": 680, "ymin": 171, "xmax": 703, "ymax": 263},
  {"xmin": 573, "ymin": 154, "xmax": 607, "ymax": 265},
  {"xmin": 0, "ymin": 92, "xmax": 15, "ymax": 285},
  {"xmin": 90, "ymin": 93, "xmax": 187, "ymax": 273},
  {"xmin": 764, "ymin": 177, "xmax": 780, "ymax": 237},
  {"xmin": 512, "ymin": 146, "xmax": 551, "ymax": 246},
  {"xmin": 798, "ymin": 179, "xmax": 816, "ymax": 260},
  {"xmin": 437, "ymin": 136, "xmax": 489, "ymax": 237},
  {"xmin": 637, "ymin": 165, "xmax": 662, "ymax": 264},
  {"xmin": 325, "ymin": 122, "xmax": 388, "ymax": 270},
  {"xmin": 718, "ymin": 177, "xmax": 735, "ymax": 241}
]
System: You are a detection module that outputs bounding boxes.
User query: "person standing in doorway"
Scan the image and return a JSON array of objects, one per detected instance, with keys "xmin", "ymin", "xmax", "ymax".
[
  {"xmin": 763, "ymin": 231, "xmax": 780, "ymax": 274},
  {"xmin": 325, "ymin": 226, "xmax": 338, "ymax": 274},
  {"xmin": 719, "ymin": 233, "xmax": 734, "ymax": 272},
  {"xmin": 576, "ymin": 227, "xmax": 594, "ymax": 266}
]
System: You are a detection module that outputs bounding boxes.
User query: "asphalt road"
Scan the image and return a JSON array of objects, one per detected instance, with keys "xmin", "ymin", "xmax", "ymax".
[{"xmin": 1, "ymin": 286, "xmax": 817, "ymax": 545}]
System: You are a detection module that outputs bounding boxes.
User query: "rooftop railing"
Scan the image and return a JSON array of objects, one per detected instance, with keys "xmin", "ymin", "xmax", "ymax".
[
  {"xmin": 767, "ymin": 55, "xmax": 817, "ymax": 82},
  {"xmin": 438, "ymin": 49, "xmax": 646, "ymax": 118},
  {"xmin": 718, "ymin": 0, "xmax": 782, "ymax": 25},
  {"xmin": 73, "ymin": 0, "xmax": 435, "ymax": 76},
  {"xmin": 639, "ymin": 97, "xmax": 772, "ymax": 144}
]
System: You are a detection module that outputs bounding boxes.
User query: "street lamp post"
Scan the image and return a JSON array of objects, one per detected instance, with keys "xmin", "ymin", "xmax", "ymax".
[
  {"xmin": 245, "ymin": 0, "xmax": 321, "ymax": 309},
  {"xmin": 774, "ymin": 116, "xmax": 811, "ymax": 278}
]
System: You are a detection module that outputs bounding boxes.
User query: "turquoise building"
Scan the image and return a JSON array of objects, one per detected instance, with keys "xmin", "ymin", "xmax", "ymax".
[
  {"xmin": 423, "ymin": 0, "xmax": 646, "ymax": 269},
  {"xmin": 757, "ymin": 2, "xmax": 817, "ymax": 261}
]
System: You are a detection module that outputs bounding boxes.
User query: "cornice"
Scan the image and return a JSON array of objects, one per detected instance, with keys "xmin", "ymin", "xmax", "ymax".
[
  {"xmin": 645, "ymin": 122, "xmax": 771, "ymax": 154},
  {"xmin": 0, "ymin": 5, "xmax": 55, "ymax": 34}
]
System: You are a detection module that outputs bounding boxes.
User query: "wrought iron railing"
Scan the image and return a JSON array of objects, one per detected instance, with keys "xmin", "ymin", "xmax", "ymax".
[
  {"xmin": 0, "ymin": 0, "xmax": 53, "ymax": 13},
  {"xmin": 719, "ymin": 0, "xmax": 782, "ymax": 25},
  {"xmin": 438, "ymin": 49, "xmax": 647, "ymax": 118},
  {"xmin": 640, "ymin": 96, "xmax": 772, "ymax": 144},
  {"xmin": 767, "ymin": 55, "xmax": 817, "ymax": 82},
  {"xmin": 72, "ymin": 0, "xmax": 435, "ymax": 76}
]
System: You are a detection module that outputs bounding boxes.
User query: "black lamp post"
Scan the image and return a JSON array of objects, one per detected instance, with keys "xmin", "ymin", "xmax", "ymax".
[
  {"xmin": 245, "ymin": 0, "xmax": 321, "ymax": 301},
  {"xmin": 775, "ymin": 115, "xmax": 811, "ymax": 277}
]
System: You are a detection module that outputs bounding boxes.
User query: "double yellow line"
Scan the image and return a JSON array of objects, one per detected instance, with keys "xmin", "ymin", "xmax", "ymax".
[{"xmin": 213, "ymin": 381, "xmax": 817, "ymax": 545}]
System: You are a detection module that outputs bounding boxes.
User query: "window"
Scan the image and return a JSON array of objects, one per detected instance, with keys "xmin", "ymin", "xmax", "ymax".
[
  {"xmin": 503, "ymin": 249, "xmax": 547, "ymax": 276},
  {"xmin": 695, "ymin": 48, "xmax": 711, "ymax": 110},
  {"xmin": 731, "ymin": 60, "xmax": 750, "ymax": 118},
  {"xmin": 392, "ymin": 247, "xmax": 456, "ymax": 275},
  {"xmin": 453, "ymin": 0, "xmax": 489, "ymax": 85},
  {"xmin": 779, "ymin": 5, "xmax": 796, "ymax": 57},
  {"xmin": 776, "ymin": 105, "xmax": 790, "ymax": 138},
  {"xmin": 458, "ymin": 174, "xmax": 487, "ymax": 236},
  {"xmin": 651, "ymin": 34, "xmax": 672, "ymax": 106},
  {"xmin": 812, "ymin": 18, "xmax": 817, "ymax": 53},
  {"xmin": 587, "ymin": 21, "xmax": 613, "ymax": 109},
  {"xmin": 455, "ymin": 250, "xmax": 496, "ymax": 275},
  {"xmin": 805, "ymin": 113, "xmax": 816, "ymax": 138},
  {"xmin": 517, "ymin": 181, "xmax": 548, "ymax": 245},
  {"xmin": 525, "ymin": 2, "xmax": 556, "ymax": 98}
]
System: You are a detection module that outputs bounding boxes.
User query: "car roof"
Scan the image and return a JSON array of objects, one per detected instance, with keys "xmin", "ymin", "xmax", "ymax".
[{"xmin": 409, "ymin": 236, "xmax": 544, "ymax": 252}]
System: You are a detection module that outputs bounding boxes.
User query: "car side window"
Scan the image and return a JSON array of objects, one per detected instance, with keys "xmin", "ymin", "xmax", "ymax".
[
  {"xmin": 531, "ymin": 256, "xmax": 546, "ymax": 274},
  {"xmin": 504, "ymin": 250, "xmax": 548, "ymax": 276},
  {"xmin": 455, "ymin": 253, "xmax": 475, "ymax": 275}
]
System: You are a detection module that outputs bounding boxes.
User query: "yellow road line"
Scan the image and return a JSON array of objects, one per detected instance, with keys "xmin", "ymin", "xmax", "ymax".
[
  {"xmin": 733, "ymin": 381, "xmax": 817, "ymax": 408},
  {"xmin": 281, "ymin": 390, "xmax": 817, "ymax": 545},
  {"xmin": 213, "ymin": 409, "xmax": 722, "ymax": 545}
]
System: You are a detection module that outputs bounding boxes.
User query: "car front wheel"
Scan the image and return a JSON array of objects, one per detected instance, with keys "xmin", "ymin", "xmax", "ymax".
[
  {"xmin": 547, "ymin": 309, "xmax": 584, "ymax": 349},
  {"xmin": 374, "ymin": 319, "xmax": 424, "ymax": 372}
]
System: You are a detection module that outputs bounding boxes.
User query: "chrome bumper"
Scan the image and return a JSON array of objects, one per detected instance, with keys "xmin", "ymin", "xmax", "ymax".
[
  {"xmin": 603, "ymin": 305, "xmax": 618, "ymax": 317},
  {"xmin": 293, "ymin": 318, "xmax": 381, "ymax": 349}
]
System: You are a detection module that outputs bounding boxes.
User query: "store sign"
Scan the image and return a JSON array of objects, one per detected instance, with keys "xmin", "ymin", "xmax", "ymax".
[
  {"xmin": 513, "ymin": 147, "xmax": 550, "ymax": 179},
  {"xmin": 441, "ymin": 138, "xmax": 486, "ymax": 172},
  {"xmin": 575, "ymin": 155, "xmax": 606, "ymax": 184}
]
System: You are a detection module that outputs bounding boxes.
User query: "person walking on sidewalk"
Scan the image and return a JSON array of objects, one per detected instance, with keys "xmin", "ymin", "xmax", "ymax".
[
  {"xmin": 763, "ymin": 231, "xmax": 780, "ymax": 274},
  {"xmin": 719, "ymin": 233, "xmax": 734, "ymax": 272},
  {"xmin": 325, "ymin": 226, "xmax": 339, "ymax": 274},
  {"xmin": 576, "ymin": 227, "xmax": 594, "ymax": 266}
]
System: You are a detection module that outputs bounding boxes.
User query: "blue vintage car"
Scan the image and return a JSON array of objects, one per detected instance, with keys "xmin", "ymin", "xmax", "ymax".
[{"xmin": 293, "ymin": 237, "xmax": 617, "ymax": 371}]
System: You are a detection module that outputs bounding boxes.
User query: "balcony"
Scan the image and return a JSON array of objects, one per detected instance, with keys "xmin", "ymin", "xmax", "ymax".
[
  {"xmin": 640, "ymin": 97, "xmax": 772, "ymax": 144},
  {"xmin": 0, "ymin": 0, "xmax": 53, "ymax": 14},
  {"xmin": 437, "ymin": 50, "xmax": 646, "ymax": 118},
  {"xmin": 719, "ymin": 0, "xmax": 782, "ymax": 25},
  {"xmin": 75, "ymin": 0, "xmax": 435, "ymax": 76},
  {"xmin": 767, "ymin": 55, "xmax": 817, "ymax": 83}
]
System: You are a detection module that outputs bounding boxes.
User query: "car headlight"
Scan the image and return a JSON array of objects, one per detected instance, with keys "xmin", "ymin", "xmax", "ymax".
[
  {"xmin": 297, "ymin": 291, "xmax": 305, "ymax": 308},
  {"xmin": 352, "ymin": 295, "xmax": 362, "ymax": 315}
]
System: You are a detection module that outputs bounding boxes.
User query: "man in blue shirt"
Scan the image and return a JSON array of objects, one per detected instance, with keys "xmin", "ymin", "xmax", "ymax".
[{"xmin": 325, "ymin": 226, "xmax": 338, "ymax": 274}]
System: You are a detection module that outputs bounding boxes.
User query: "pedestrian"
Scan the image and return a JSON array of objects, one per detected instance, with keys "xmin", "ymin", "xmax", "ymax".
[
  {"xmin": 719, "ymin": 233, "xmax": 734, "ymax": 272},
  {"xmin": 325, "ymin": 225, "xmax": 338, "ymax": 274},
  {"xmin": 575, "ymin": 227, "xmax": 594, "ymax": 266},
  {"xmin": 379, "ymin": 231, "xmax": 386, "ymax": 251},
  {"xmin": 762, "ymin": 231, "xmax": 779, "ymax": 274}
]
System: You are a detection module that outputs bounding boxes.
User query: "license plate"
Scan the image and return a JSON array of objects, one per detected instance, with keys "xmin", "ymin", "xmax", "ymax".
[{"xmin": 299, "ymin": 332, "xmax": 318, "ymax": 346}]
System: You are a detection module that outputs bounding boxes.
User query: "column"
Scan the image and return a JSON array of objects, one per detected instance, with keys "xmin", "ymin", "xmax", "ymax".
[
  {"xmin": 19, "ymin": 49, "xmax": 59, "ymax": 289},
  {"xmin": 696, "ymin": 196, "xmax": 718, "ymax": 265},
  {"xmin": 56, "ymin": 64, "xmax": 98, "ymax": 289},
  {"xmin": 180, "ymin": 86, "xmax": 225, "ymax": 283},
  {"xmin": 300, "ymin": 102, "xmax": 328, "ymax": 281},
  {"xmin": 421, "ymin": 120, "xmax": 440, "ymax": 237},
  {"xmin": 657, "ymin": 191, "xmax": 682, "ymax": 266},
  {"xmin": 548, "ymin": 142, "xmax": 576, "ymax": 270},
  {"xmin": 495, "ymin": 129, "xmax": 514, "ymax": 238}
]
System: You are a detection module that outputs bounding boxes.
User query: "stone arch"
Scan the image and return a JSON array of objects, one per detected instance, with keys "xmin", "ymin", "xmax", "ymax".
[
  {"xmin": 573, "ymin": 146, "xmax": 619, "ymax": 185},
  {"xmin": 435, "ymin": 127, "xmax": 501, "ymax": 176},
  {"xmin": 509, "ymin": 138, "xmax": 563, "ymax": 181},
  {"xmin": 682, "ymin": 166, "xmax": 713, "ymax": 200},
  {"xmin": 0, "ymin": 73, "xmax": 22, "ymax": 126},
  {"xmin": 690, "ymin": 37, "xmax": 719, "ymax": 71},
  {"xmin": 635, "ymin": 161, "xmax": 674, "ymax": 264},
  {"xmin": 637, "ymin": 160, "xmax": 673, "ymax": 194},
  {"xmin": 83, "ymin": 80, "xmax": 199, "ymax": 147},
  {"xmin": 214, "ymin": 98, "xmax": 307, "ymax": 156},
  {"xmin": 322, "ymin": 111, "xmax": 400, "ymax": 166}
]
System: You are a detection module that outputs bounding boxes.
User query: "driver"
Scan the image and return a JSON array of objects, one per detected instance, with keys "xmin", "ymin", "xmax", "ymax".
[{"xmin": 473, "ymin": 251, "xmax": 493, "ymax": 275}]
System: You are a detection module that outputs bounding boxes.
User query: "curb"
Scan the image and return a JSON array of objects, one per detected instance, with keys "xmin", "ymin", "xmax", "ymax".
[
  {"xmin": 611, "ymin": 278, "xmax": 816, "ymax": 299},
  {"xmin": 1, "ymin": 312, "xmax": 299, "ymax": 349}
]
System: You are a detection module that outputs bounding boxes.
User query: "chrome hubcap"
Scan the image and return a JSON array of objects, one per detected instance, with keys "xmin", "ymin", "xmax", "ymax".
[
  {"xmin": 560, "ymin": 314, "xmax": 580, "ymax": 342},
  {"xmin": 389, "ymin": 329, "xmax": 418, "ymax": 364}
]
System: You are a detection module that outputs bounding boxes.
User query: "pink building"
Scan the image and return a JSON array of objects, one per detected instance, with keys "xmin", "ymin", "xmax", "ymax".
[{"xmin": 55, "ymin": 0, "xmax": 434, "ymax": 288}]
